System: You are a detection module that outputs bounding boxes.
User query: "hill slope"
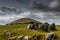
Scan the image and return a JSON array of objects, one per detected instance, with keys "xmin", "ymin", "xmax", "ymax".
[
  {"xmin": 0, "ymin": 24, "xmax": 60, "ymax": 40},
  {"xmin": 9, "ymin": 18, "xmax": 42, "ymax": 24}
]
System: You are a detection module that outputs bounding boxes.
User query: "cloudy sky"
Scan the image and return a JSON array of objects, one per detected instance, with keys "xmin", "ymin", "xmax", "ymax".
[{"xmin": 0, "ymin": 0, "xmax": 60, "ymax": 25}]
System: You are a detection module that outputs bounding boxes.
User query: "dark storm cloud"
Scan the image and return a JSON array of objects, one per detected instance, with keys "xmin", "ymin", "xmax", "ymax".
[
  {"xmin": 0, "ymin": 6, "xmax": 25, "ymax": 15},
  {"xmin": 28, "ymin": 0, "xmax": 53, "ymax": 9},
  {"xmin": 0, "ymin": 0, "xmax": 31, "ymax": 8},
  {"xmin": 0, "ymin": 0, "xmax": 28, "ymax": 15},
  {"xmin": 0, "ymin": 0, "xmax": 60, "ymax": 17},
  {"xmin": 49, "ymin": 0, "xmax": 60, "ymax": 8},
  {"xmin": 1, "ymin": 7, "xmax": 17, "ymax": 12},
  {"xmin": 29, "ymin": 0, "xmax": 60, "ymax": 12}
]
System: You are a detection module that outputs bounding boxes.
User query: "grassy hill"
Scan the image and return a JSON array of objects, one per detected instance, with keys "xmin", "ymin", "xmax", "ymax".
[
  {"xmin": 0, "ymin": 24, "xmax": 60, "ymax": 40},
  {"xmin": 8, "ymin": 18, "xmax": 42, "ymax": 25}
]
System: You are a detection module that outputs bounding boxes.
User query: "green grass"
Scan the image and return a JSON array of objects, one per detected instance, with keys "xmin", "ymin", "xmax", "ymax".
[{"xmin": 0, "ymin": 24, "xmax": 60, "ymax": 40}]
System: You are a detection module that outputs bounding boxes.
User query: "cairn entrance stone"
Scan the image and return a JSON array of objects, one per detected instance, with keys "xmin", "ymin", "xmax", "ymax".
[
  {"xmin": 27, "ymin": 22, "xmax": 39, "ymax": 30},
  {"xmin": 27, "ymin": 24, "xmax": 34, "ymax": 29},
  {"xmin": 27, "ymin": 22, "xmax": 34, "ymax": 29}
]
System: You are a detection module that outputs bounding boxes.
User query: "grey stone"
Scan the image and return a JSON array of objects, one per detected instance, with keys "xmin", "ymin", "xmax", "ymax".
[
  {"xmin": 23, "ymin": 36, "xmax": 29, "ymax": 40},
  {"xmin": 45, "ymin": 32, "xmax": 57, "ymax": 40},
  {"xmin": 17, "ymin": 35, "xmax": 24, "ymax": 40},
  {"xmin": 49, "ymin": 23, "xmax": 56, "ymax": 30},
  {"xmin": 39, "ymin": 23, "xmax": 49, "ymax": 32},
  {"xmin": 33, "ymin": 34, "xmax": 43, "ymax": 40},
  {"xmin": 27, "ymin": 22, "xmax": 39, "ymax": 30},
  {"xmin": 3, "ymin": 30, "xmax": 12, "ymax": 37},
  {"xmin": 8, "ymin": 36, "xmax": 17, "ymax": 40}
]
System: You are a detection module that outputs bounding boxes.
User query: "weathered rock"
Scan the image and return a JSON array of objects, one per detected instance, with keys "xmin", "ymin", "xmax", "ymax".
[
  {"xmin": 45, "ymin": 32, "xmax": 57, "ymax": 40},
  {"xmin": 39, "ymin": 24, "xmax": 45, "ymax": 30},
  {"xmin": 23, "ymin": 36, "xmax": 28, "ymax": 40},
  {"xmin": 33, "ymin": 23, "xmax": 39, "ymax": 30},
  {"xmin": 8, "ymin": 36, "xmax": 17, "ymax": 40},
  {"xmin": 39, "ymin": 23, "xmax": 49, "ymax": 32},
  {"xmin": 43, "ymin": 23, "xmax": 49, "ymax": 32},
  {"xmin": 27, "ymin": 24, "xmax": 34, "ymax": 29},
  {"xmin": 27, "ymin": 22, "xmax": 34, "ymax": 29},
  {"xmin": 3, "ymin": 30, "xmax": 12, "ymax": 37},
  {"xmin": 33, "ymin": 34, "xmax": 43, "ymax": 40},
  {"xmin": 28, "ymin": 36, "xmax": 32, "ymax": 40},
  {"xmin": 17, "ymin": 35, "xmax": 24, "ymax": 40},
  {"xmin": 27, "ymin": 22, "xmax": 39, "ymax": 30},
  {"xmin": 49, "ymin": 23, "xmax": 56, "ymax": 30}
]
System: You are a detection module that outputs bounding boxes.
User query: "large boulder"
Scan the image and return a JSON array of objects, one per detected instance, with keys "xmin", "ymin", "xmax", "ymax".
[
  {"xmin": 39, "ymin": 22, "xmax": 49, "ymax": 32},
  {"xmin": 39, "ymin": 24, "xmax": 45, "ymax": 30},
  {"xmin": 27, "ymin": 24, "xmax": 34, "ymax": 29},
  {"xmin": 33, "ymin": 23, "xmax": 39, "ymax": 30},
  {"xmin": 43, "ymin": 23, "xmax": 49, "ymax": 32},
  {"xmin": 45, "ymin": 32, "xmax": 58, "ymax": 40},
  {"xmin": 49, "ymin": 23, "xmax": 56, "ymax": 30},
  {"xmin": 27, "ymin": 22, "xmax": 39, "ymax": 30}
]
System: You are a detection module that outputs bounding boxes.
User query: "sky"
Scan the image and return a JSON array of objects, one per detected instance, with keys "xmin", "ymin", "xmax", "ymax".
[{"xmin": 0, "ymin": 0, "xmax": 60, "ymax": 25}]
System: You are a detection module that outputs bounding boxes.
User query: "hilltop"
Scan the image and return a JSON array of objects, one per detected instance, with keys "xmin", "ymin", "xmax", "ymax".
[{"xmin": 8, "ymin": 18, "xmax": 42, "ymax": 25}]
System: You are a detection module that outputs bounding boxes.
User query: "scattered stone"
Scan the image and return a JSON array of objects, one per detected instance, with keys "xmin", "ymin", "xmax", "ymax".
[
  {"xmin": 23, "ymin": 36, "xmax": 29, "ymax": 40},
  {"xmin": 33, "ymin": 34, "xmax": 43, "ymax": 40},
  {"xmin": 17, "ymin": 35, "xmax": 24, "ymax": 40},
  {"xmin": 3, "ymin": 30, "xmax": 12, "ymax": 37},
  {"xmin": 45, "ymin": 32, "xmax": 57, "ymax": 40},
  {"xmin": 28, "ymin": 36, "xmax": 32, "ymax": 40},
  {"xmin": 8, "ymin": 36, "xmax": 17, "ymax": 40}
]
